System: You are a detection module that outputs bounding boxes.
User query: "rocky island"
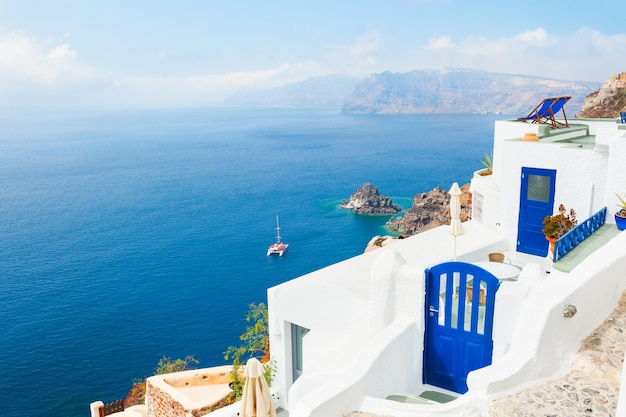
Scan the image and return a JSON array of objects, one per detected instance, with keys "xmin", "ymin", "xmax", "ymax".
[
  {"xmin": 341, "ymin": 183, "xmax": 402, "ymax": 215},
  {"xmin": 362, "ymin": 184, "xmax": 472, "ymax": 252},
  {"xmin": 386, "ymin": 184, "xmax": 472, "ymax": 235}
]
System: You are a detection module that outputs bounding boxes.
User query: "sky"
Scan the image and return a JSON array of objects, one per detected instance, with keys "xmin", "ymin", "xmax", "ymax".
[{"xmin": 1, "ymin": 0, "xmax": 626, "ymax": 109}]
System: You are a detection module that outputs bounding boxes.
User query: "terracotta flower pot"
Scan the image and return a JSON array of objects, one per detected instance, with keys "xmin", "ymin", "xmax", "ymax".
[{"xmin": 546, "ymin": 236, "xmax": 558, "ymax": 256}]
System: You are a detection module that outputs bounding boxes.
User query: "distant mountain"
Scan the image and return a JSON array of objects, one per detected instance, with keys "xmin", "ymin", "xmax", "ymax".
[
  {"xmin": 221, "ymin": 75, "xmax": 360, "ymax": 107},
  {"xmin": 341, "ymin": 68, "xmax": 602, "ymax": 115}
]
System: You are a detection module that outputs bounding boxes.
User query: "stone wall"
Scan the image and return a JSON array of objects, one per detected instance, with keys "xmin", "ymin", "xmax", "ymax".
[
  {"xmin": 145, "ymin": 367, "xmax": 234, "ymax": 417},
  {"xmin": 146, "ymin": 379, "xmax": 187, "ymax": 417}
]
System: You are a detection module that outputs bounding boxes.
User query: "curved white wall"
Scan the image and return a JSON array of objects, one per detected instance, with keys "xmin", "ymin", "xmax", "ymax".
[{"xmin": 468, "ymin": 231, "xmax": 626, "ymax": 396}]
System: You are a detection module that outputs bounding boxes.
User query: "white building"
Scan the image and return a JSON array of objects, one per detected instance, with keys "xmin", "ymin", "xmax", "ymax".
[{"xmin": 267, "ymin": 111, "xmax": 626, "ymax": 417}]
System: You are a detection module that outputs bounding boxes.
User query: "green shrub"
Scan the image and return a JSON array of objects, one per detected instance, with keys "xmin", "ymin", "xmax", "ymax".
[
  {"xmin": 223, "ymin": 302, "xmax": 273, "ymax": 401},
  {"xmin": 128, "ymin": 355, "xmax": 199, "ymax": 405},
  {"xmin": 155, "ymin": 355, "xmax": 199, "ymax": 375},
  {"xmin": 480, "ymin": 153, "xmax": 493, "ymax": 175}
]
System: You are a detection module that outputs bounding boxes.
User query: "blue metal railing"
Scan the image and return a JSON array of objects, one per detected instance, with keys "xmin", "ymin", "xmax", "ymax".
[{"xmin": 554, "ymin": 207, "xmax": 607, "ymax": 262}]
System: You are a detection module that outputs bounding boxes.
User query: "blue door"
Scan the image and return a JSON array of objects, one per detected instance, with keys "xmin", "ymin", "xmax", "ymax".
[
  {"xmin": 517, "ymin": 167, "xmax": 556, "ymax": 256},
  {"xmin": 423, "ymin": 262, "xmax": 500, "ymax": 394}
]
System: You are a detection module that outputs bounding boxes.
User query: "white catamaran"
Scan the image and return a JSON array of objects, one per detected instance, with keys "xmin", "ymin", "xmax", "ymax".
[{"xmin": 267, "ymin": 215, "xmax": 288, "ymax": 256}]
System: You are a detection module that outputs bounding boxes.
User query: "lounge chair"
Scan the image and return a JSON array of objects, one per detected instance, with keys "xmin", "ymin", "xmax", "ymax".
[{"xmin": 518, "ymin": 96, "xmax": 571, "ymax": 129}]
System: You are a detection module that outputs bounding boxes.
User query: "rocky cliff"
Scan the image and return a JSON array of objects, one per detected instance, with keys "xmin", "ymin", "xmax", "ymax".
[
  {"xmin": 341, "ymin": 183, "xmax": 402, "ymax": 215},
  {"xmin": 577, "ymin": 72, "xmax": 626, "ymax": 118},
  {"xmin": 221, "ymin": 68, "xmax": 600, "ymax": 114},
  {"xmin": 386, "ymin": 184, "xmax": 472, "ymax": 235},
  {"xmin": 364, "ymin": 184, "xmax": 471, "ymax": 252},
  {"xmin": 342, "ymin": 68, "xmax": 600, "ymax": 115}
]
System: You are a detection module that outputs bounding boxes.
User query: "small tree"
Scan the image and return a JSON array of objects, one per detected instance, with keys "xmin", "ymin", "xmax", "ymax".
[
  {"xmin": 155, "ymin": 355, "xmax": 199, "ymax": 375},
  {"xmin": 223, "ymin": 302, "xmax": 272, "ymax": 401},
  {"xmin": 127, "ymin": 355, "xmax": 199, "ymax": 406}
]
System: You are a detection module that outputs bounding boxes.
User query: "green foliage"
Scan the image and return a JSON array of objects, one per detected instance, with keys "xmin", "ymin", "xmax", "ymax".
[
  {"xmin": 480, "ymin": 153, "xmax": 493, "ymax": 175},
  {"xmin": 223, "ymin": 302, "xmax": 272, "ymax": 401},
  {"xmin": 129, "ymin": 355, "xmax": 199, "ymax": 405},
  {"xmin": 155, "ymin": 355, "xmax": 199, "ymax": 375},
  {"xmin": 616, "ymin": 193, "xmax": 626, "ymax": 217},
  {"xmin": 542, "ymin": 204, "xmax": 577, "ymax": 238}
]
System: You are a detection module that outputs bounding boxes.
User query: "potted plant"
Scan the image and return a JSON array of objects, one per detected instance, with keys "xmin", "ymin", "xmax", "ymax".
[
  {"xmin": 542, "ymin": 204, "xmax": 577, "ymax": 253},
  {"xmin": 478, "ymin": 152, "xmax": 493, "ymax": 176},
  {"xmin": 616, "ymin": 193, "xmax": 626, "ymax": 231}
]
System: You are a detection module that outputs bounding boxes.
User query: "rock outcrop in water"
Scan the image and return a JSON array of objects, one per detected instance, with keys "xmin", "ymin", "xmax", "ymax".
[
  {"xmin": 341, "ymin": 183, "xmax": 402, "ymax": 215},
  {"xmin": 364, "ymin": 184, "xmax": 472, "ymax": 252},
  {"xmin": 385, "ymin": 185, "xmax": 471, "ymax": 235}
]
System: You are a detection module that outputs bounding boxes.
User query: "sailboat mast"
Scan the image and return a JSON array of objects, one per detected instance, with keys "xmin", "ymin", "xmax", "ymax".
[{"xmin": 275, "ymin": 214, "xmax": 282, "ymax": 243}]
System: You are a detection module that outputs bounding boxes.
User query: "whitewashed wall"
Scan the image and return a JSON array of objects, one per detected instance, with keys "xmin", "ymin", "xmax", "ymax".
[
  {"xmin": 267, "ymin": 250, "xmax": 379, "ymax": 410},
  {"xmin": 478, "ymin": 120, "xmax": 611, "ymax": 252},
  {"xmin": 601, "ymin": 128, "xmax": 626, "ymax": 220},
  {"xmin": 268, "ymin": 224, "xmax": 508, "ymax": 416},
  {"xmin": 468, "ymin": 229, "xmax": 626, "ymax": 397}
]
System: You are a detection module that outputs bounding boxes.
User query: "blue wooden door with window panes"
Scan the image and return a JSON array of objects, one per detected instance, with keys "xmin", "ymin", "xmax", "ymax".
[
  {"xmin": 423, "ymin": 262, "xmax": 500, "ymax": 394},
  {"xmin": 517, "ymin": 167, "xmax": 556, "ymax": 256}
]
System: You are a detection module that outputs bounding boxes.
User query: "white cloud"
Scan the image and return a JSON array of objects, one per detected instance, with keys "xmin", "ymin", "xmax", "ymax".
[
  {"xmin": 515, "ymin": 28, "xmax": 548, "ymax": 43},
  {"xmin": 315, "ymin": 31, "xmax": 393, "ymax": 77},
  {"xmin": 117, "ymin": 61, "xmax": 331, "ymax": 106},
  {"xmin": 48, "ymin": 43, "xmax": 76, "ymax": 60},
  {"xmin": 119, "ymin": 27, "xmax": 626, "ymax": 107},
  {"xmin": 348, "ymin": 31, "xmax": 383, "ymax": 59},
  {"xmin": 428, "ymin": 36, "xmax": 455, "ymax": 50},
  {"xmin": 0, "ymin": 32, "xmax": 91, "ymax": 86},
  {"xmin": 3, "ymin": 25, "xmax": 626, "ymax": 108},
  {"xmin": 407, "ymin": 27, "xmax": 626, "ymax": 82}
]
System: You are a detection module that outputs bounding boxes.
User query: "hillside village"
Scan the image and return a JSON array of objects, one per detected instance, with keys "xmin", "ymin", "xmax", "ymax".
[{"xmin": 93, "ymin": 73, "xmax": 626, "ymax": 417}]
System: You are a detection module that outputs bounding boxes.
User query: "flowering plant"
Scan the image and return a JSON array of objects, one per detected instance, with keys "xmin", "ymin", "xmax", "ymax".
[{"xmin": 542, "ymin": 204, "xmax": 577, "ymax": 239}]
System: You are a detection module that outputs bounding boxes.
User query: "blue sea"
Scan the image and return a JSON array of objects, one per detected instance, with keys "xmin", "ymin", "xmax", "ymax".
[{"xmin": 0, "ymin": 107, "xmax": 500, "ymax": 417}]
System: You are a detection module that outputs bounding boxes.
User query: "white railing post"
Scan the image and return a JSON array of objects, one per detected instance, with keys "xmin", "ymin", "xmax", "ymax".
[{"xmin": 89, "ymin": 401, "xmax": 104, "ymax": 417}]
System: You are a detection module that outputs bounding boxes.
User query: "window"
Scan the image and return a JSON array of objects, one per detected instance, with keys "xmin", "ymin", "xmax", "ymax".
[
  {"xmin": 291, "ymin": 323, "xmax": 309, "ymax": 382},
  {"xmin": 527, "ymin": 174, "xmax": 551, "ymax": 202}
]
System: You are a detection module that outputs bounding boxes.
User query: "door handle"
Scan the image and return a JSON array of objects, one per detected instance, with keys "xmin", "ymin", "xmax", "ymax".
[{"xmin": 428, "ymin": 305, "xmax": 439, "ymax": 314}]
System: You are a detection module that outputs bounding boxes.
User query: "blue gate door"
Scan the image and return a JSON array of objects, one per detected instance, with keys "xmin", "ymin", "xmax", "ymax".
[
  {"xmin": 517, "ymin": 167, "xmax": 556, "ymax": 256},
  {"xmin": 423, "ymin": 262, "xmax": 500, "ymax": 394}
]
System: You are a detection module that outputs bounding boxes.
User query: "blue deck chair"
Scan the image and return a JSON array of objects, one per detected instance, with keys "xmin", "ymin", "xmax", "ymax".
[
  {"xmin": 620, "ymin": 112, "xmax": 626, "ymax": 123},
  {"xmin": 518, "ymin": 96, "xmax": 571, "ymax": 129}
]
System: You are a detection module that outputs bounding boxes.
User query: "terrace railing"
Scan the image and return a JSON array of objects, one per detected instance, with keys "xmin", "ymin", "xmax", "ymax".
[
  {"xmin": 554, "ymin": 207, "xmax": 607, "ymax": 262},
  {"xmin": 99, "ymin": 399, "xmax": 124, "ymax": 417}
]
